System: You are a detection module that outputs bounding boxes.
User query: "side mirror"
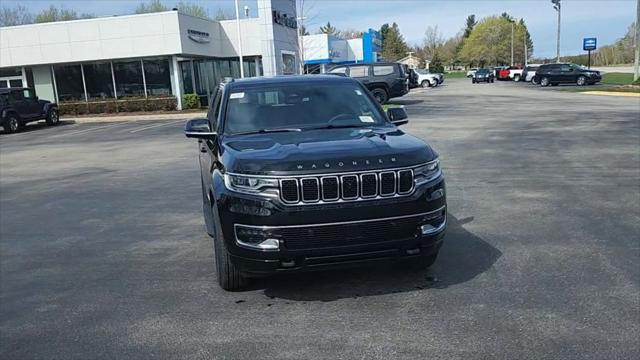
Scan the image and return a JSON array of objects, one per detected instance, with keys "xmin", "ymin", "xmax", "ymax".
[
  {"xmin": 185, "ymin": 118, "xmax": 217, "ymax": 139},
  {"xmin": 387, "ymin": 107, "xmax": 409, "ymax": 126}
]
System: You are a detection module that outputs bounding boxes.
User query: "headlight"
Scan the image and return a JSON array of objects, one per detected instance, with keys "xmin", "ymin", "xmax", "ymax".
[
  {"xmin": 414, "ymin": 159, "xmax": 441, "ymax": 185},
  {"xmin": 223, "ymin": 173, "xmax": 279, "ymax": 196}
]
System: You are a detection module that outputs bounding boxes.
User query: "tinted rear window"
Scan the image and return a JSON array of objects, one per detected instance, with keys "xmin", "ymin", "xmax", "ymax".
[{"xmin": 373, "ymin": 65, "xmax": 395, "ymax": 76}]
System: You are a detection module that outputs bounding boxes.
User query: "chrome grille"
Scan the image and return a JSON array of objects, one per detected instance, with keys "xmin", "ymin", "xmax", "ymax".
[{"xmin": 279, "ymin": 168, "xmax": 414, "ymax": 205}]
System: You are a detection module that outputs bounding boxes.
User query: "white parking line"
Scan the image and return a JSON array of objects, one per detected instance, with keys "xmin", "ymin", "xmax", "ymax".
[
  {"xmin": 128, "ymin": 119, "xmax": 185, "ymax": 133},
  {"xmin": 49, "ymin": 122, "xmax": 126, "ymax": 138}
]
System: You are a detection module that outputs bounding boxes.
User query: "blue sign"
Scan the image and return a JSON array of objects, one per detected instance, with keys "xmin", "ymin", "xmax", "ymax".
[
  {"xmin": 363, "ymin": 29, "xmax": 382, "ymax": 63},
  {"xmin": 583, "ymin": 37, "xmax": 597, "ymax": 51}
]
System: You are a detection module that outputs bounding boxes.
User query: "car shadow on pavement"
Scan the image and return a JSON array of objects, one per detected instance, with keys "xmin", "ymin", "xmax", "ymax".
[
  {"xmin": 387, "ymin": 99, "xmax": 424, "ymax": 106},
  {"xmin": 258, "ymin": 214, "xmax": 502, "ymax": 302},
  {"xmin": 0, "ymin": 120, "xmax": 74, "ymax": 135}
]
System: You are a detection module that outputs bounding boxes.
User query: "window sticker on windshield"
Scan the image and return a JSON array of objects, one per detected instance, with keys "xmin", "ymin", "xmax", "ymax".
[
  {"xmin": 229, "ymin": 92, "xmax": 245, "ymax": 99},
  {"xmin": 354, "ymin": 89, "xmax": 363, "ymax": 95},
  {"xmin": 359, "ymin": 115, "xmax": 374, "ymax": 123}
]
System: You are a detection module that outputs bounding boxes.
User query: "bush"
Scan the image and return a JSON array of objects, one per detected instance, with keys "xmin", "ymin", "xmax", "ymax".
[
  {"xmin": 58, "ymin": 96, "xmax": 177, "ymax": 115},
  {"xmin": 182, "ymin": 93, "xmax": 200, "ymax": 109}
]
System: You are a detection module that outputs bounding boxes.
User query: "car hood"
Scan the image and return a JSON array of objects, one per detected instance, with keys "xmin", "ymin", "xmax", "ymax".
[{"xmin": 219, "ymin": 127, "xmax": 436, "ymax": 175}]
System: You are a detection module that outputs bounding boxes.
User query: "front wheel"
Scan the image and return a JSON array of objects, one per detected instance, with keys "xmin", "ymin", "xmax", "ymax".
[
  {"xmin": 4, "ymin": 115, "xmax": 20, "ymax": 133},
  {"xmin": 213, "ymin": 230, "xmax": 248, "ymax": 291},
  {"xmin": 45, "ymin": 108, "xmax": 59, "ymax": 126},
  {"xmin": 371, "ymin": 88, "xmax": 388, "ymax": 104},
  {"xmin": 421, "ymin": 80, "xmax": 429, "ymax": 88},
  {"xmin": 576, "ymin": 76, "xmax": 586, "ymax": 86},
  {"xmin": 540, "ymin": 77, "xmax": 550, "ymax": 87},
  {"xmin": 531, "ymin": 77, "xmax": 539, "ymax": 85},
  {"xmin": 514, "ymin": 74, "xmax": 521, "ymax": 82}
]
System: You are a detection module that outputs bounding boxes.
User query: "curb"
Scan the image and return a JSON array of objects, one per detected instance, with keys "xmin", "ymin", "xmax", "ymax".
[
  {"xmin": 62, "ymin": 112, "xmax": 207, "ymax": 123},
  {"xmin": 580, "ymin": 91, "xmax": 640, "ymax": 98}
]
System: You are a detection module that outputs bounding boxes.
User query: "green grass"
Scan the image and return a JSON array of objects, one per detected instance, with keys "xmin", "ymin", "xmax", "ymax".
[
  {"xmin": 558, "ymin": 86, "xmax": 640, "ymax": 94},
  {"xmin": 601, "ymin": 72, "xmax": 634, "ymax": 85},
  {"xmin": 445, "ymin": 71, "xmax": 467, "ymax": 78}
]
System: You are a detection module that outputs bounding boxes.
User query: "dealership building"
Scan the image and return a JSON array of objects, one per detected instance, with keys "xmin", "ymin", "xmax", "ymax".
[
  {"xmin": 302, "ymin": 29, "xmax": 382, "ymax": 73},
  {"xmin": 0, "ymin": 0, "xmax": 299, "ymax": 109}
]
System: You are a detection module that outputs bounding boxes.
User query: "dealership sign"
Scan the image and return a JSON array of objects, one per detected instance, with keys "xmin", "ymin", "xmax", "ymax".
[
  {"xmin": 187, "ymin": 29, "xmax": 210, "ymax": 43},
  {"xmin": 583, "ymin": 37, "xmax": 597, "ymax": 51},
  {"xmin": 272, "ymin": 10, "xmax": 297, "ymax": 29}
]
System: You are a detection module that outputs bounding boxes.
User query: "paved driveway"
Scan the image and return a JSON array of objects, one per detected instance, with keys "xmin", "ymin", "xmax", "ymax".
[{"xmin": 1, "ymin": 78, "xmax": 638, "ymax": 359}]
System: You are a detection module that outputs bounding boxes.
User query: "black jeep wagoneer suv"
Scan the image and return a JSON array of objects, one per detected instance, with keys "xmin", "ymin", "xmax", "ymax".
[{"xmin": 185, "ymin": 75, "xmax": 446, "ymax": 290}]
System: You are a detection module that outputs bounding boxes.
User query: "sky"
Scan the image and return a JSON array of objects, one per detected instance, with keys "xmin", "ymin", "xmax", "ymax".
[{"xmin": 3, "ymin": 0, "xmax": 637, "ymax": 59}]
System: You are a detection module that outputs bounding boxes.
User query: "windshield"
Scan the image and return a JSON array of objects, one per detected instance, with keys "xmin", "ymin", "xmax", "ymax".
[
  {"xmin": 415, "ymin": 69, "xmax": 429, "ymax": 74},
  {"xmin": 223, "ymin": 82, "xmax": 387, "ymax": 135},
  {"xmin": 477, "ymin": 69, "xmax": 490, "ymax": 74}
]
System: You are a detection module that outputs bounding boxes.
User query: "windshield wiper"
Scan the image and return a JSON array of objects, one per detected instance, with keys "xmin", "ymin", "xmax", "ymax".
[
  {"xmin": 232, "ymin": 128, "xmax": 302, "ymax": 135},
  {"xmin": 306, "ymin": 124, "xmax": 369, "ymax": 130}
]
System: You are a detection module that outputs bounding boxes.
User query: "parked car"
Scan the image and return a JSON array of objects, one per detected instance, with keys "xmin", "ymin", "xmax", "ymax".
[
  {"xmin": 471, "ymin": 68, "xmax": 495, "ymax": 83},
  {"xmin": 521, "ymin": 65, "xmax": 541, "ymax": 83},
  {"xmin": 328, "ymin": 62, "xmax": 409, "ymax": 104},
  {"xmin": 0, "ymin": 88, "xmax": 59, "ymax": 133},
  {"xmin": 414, "ymin": 68, "xmax": 443, "ymax": 88},
  {"xmin": 184, "ymin": 75, "xmax": 446, "ymax": 290},
  {"xmin": 533, "ymin": 63, "xmax": 602, "ymax": 87},
  {"xmin": 466, "ymin": 68, "xmax": 478, "ymax": 77},
  {"xmin": 493, "ymin": 66, "xmax": 507, "ymax": 78},
  {"xmin": 497, "ymin": 66, "xmax": 522, "ymax": 81},
  {"xmin": 508, "ymin": 67, "xmax": 524, "ymax": 82}
]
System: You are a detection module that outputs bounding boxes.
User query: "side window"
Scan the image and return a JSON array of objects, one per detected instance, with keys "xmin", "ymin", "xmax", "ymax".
[
  {"xmin": 560, "ymin": 64, "xmax": 571, "ymax": 72},
  {"xmin": 373, "ymin": 65, "xmax": 395, "ymax": 76},
  {"xmin": 9, "ymin": 90, "xmax": 24, "ymax": 102},
  {"xmin": 329, "ymin": 67, "xmax": 347, "ymax": 74},
  {"xmin": 207, "ymin": 87, "xmax": 223, "ymax": 129},
  {"xmin": 23, "ymin": 89, "xmax": 35, "ymax": 100},
  {"xmin": 349, "ymin": 66, "xmax": 369, "ymax": 78}
]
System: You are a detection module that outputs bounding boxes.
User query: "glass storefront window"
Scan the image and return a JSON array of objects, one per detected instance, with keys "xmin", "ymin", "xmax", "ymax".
[
  {"xmin": 54, "ymin": 64, "xmax": 84, "ymax": 101},
  {"xmin": 180, "ymin": 61, "xmax": 194, "ymax": 94},
  {"xmin": 143, "ymin": 59, "xmax": 172, "ymax": 96},
  {"xmin": 84, "ymin": 63, "xmax": 114, "ymax": 100},
  {"xmin": 0, "ymin": 68, "xmax": 22, "ymax": 77},
  {"xmin": 113, "ymin": 61, "xmax": 144, "ymax": 97}
]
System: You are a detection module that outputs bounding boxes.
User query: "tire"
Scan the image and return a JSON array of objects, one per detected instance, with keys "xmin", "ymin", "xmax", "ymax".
[
  {"xmin": 490, "ymin": 79, "xmax": 494, "ymax": 83},
  {"xmin": 45, "ymin": 108, "xmax": 59, "ymax": 126},
  {"xmin": 4, "ymin": 115, "xmax": 20, "ymax": 133},
  {"xmin": 576, "ymin": 76, "xmax": 586, "ymax": 86},
  {"xmin": 540, "ymin": 77, "xmax": 550, "ymax": 87},
  {"xmin": 371, "ymin": 88, "xmax": 388, "ymax": 104},
  {"xmin": 421, "ymin": 80, "xmax": 429, "ymax": 88},
  {"xmin": 514, "ymin": 74, "xmax": 521, "ymax": 82},
  {"xmin": 213, "ymin": 219, "xmax": 247, "ymax": 291},
  {"xmin": 531, "ymin": 77, "xmax": 539, "ymax": 85},
  {"xmin": 472, "ymin": 79, "xmax": 476, "ymax": 84}
]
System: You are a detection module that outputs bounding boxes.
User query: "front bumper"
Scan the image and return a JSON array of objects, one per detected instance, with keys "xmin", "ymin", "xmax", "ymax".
[{"xmin": 211, "ymin": 173, "xmax": 447, "ymax": 275}]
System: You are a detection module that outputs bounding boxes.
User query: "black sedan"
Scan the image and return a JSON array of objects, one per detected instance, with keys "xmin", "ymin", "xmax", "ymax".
[{"xmin": 472, "ymin": 69, "xmax": 495, "ymax": 83}]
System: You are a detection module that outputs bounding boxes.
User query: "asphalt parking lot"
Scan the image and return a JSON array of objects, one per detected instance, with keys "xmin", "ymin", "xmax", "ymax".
[{"xmin": 1, "ymin": 78, "xmax": 639, "ymax": 359}]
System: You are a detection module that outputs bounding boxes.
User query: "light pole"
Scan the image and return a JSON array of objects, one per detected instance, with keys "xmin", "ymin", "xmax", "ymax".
[
  {"xmin": 634, "ymin": 0, "xmax": 639, "ymax": 81},
  {"xmin": 511, "ymin": 22, "xmax": 514, "ymax": 66},
  {"xmin": 552, "ymin": 0, "xmax": 561, "ymax": 63},
  {"xmin": 234, "ymin": 0, "xmax": 244, "ymax": 78}
]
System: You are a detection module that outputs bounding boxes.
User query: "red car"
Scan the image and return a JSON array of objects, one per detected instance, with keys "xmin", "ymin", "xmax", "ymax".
[{"xmin": 497, "ymin": 66, "xmax": 522, "ymax": 81}]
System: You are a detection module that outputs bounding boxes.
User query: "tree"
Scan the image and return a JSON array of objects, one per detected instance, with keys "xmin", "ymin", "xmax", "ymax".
[
  {"xmin": 458, "ymin": 15, "xmax": 532, "ymax": 66},
  {"xmin": 319, "ymin": 22, "xmax": 338, "ymax": 36},
  {"xmin": 299, "ymin": 25, "xmax": 310, "ymax": 36},
  {"xmin": 0, "ymin": 5, "xmax": 34, "ymax": 27},
  {"xmin": 176, "ymin": 1, "xmax": 209, "ymax": 19},
  {"xmin": 135, "ymin": 0, "xmax": 168, "ymax": 14},
  {"xmin": 35, "ymin": 6, "xmax": 93, "ymax": 23},
  {"xmin": 430, "ymin": 51, "xmax": 444, "ymax": 73},
  {"xmin": 380, "ymin": 22, "xmax": 409, "ymax": 61},
  {"xmin": 421, "ymin": 25, "xmax": 444, "ymax": 59},
  {"xmin": 214, "ymin": 9, "xmax": 232, "ymax": 20},
  {"xmin": 379, "ymin": 23, "xmax": 390, "ymax": 43},
  {"xmin": 463, "ymin": 15, "xmax": 476, "ymax": 39}
]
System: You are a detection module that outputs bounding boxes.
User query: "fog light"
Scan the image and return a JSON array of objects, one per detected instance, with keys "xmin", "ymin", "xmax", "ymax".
[
  {"xmin": 235, "ymin": 225, "xmax": 280, "ymax": 251},
  {"xmin": 421, "ymin": 216, "xmax": 447, "ymax": 235}
]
